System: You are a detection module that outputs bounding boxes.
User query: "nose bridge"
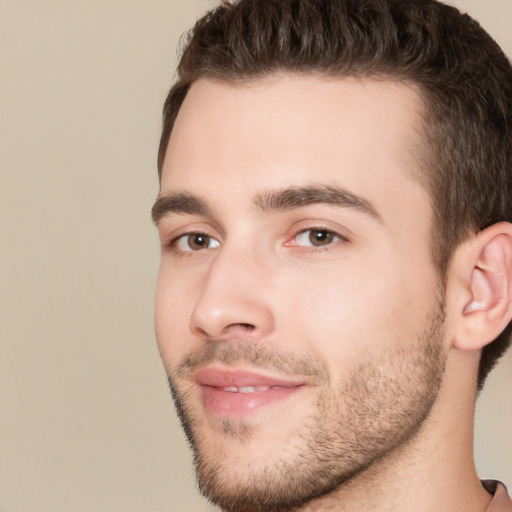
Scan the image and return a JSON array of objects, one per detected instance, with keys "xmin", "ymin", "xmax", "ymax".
[{"xmin": 190, "ymin": 238, "xmax": 275, "ymax": 340}]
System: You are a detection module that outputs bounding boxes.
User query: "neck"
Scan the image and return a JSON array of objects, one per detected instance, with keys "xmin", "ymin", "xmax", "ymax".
[{"xmin": 296, "ymin": 350, "xmax": 492, "ymax": 512}]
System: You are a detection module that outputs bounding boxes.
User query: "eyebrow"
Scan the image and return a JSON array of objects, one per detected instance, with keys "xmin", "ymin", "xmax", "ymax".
[
  {"xmin": 151, "ymin": 192, "xmax": 212, "ymax": 224},
  {"xmin": 254, "ymin": 184, "xmax": 382, "ymax": 222},
  {"xmin": 151, "ymin": 184, "xmax": 382, "ymax": 225}
]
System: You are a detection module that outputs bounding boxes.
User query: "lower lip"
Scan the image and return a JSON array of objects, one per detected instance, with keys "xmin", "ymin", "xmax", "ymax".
[{"xmin": 199, "ymin": 385, "xmax": 303, "ymax": 417}]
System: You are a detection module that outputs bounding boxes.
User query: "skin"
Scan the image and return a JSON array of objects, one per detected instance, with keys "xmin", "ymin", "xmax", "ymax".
[{"xmin": 154, "ymin": 76, "xmax": 494, "ymax": 511}]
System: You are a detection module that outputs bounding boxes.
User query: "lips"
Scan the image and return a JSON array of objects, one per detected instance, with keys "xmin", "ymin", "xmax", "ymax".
[{"xmin": 194, "ymin": 367, "xmax": 305, "ymax": 418}]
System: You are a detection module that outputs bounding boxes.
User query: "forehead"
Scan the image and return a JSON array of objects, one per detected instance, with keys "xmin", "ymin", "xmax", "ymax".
[{"xmin": 161, "ymin": 75, "xmax": 428, "ymax": 222}]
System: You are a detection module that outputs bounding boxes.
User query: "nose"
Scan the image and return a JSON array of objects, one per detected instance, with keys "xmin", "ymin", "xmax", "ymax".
[{"xmin": 189, "ymin": 245, "xmax": 275, "ymax": 341}]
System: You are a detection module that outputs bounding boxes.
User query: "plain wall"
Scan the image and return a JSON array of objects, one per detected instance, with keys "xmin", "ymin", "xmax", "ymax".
[{"xmin": 0, "ymin": 1, "xmax": 510, "ymax": 511}]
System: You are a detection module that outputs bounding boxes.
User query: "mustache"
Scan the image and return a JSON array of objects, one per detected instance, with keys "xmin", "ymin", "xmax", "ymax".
[{"xmin": 174, "ymin": 340, "xmax": 328, "ymax": 383}]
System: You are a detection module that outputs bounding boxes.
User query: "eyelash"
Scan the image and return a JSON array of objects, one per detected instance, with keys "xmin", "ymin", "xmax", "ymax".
[{"xmin": 165, "ymin": 226, "xmax": 347, "ymax": 255}]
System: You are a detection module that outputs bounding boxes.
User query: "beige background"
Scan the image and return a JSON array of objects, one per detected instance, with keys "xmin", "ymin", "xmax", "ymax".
[{"xmin": 0, "ymin": 1, "xmax": 510, "ymax": 511}]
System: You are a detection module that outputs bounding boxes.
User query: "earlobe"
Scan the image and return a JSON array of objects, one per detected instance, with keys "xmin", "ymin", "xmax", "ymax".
[{"xmin": 452, "ymin": 222, "xmax": 512, "ymax": 351}]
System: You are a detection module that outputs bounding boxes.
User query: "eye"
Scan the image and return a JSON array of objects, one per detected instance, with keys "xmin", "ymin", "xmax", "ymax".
[
  {"xmin": 174, "ymin": 233, "xmax": 220, "ymax": 252},
  {"xmin": 294, "ymin": 228, "xmax": 344, "ymax": 247}
]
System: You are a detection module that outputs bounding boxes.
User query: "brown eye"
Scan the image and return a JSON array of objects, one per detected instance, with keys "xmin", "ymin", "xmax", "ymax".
[
  {"xmin": 188, "ymin": 233, "xmax": 209, "ymax": 250},
  {"xmin": 175, "ymin": 233, "xmax": 220, "ymax": 252},
  {"xmin": 294, "ymin": 228, "xmax": 342, "ymax": 247},
  {"xmin": 309, "ymin": 229, "xmax": 335, "ymax": 246}
]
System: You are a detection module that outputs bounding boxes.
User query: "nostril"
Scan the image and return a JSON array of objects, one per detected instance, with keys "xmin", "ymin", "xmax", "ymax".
[
  {"xmin": 221, "ymin": 323, "xmax": 257, "ymax": 335},
  {"xmin": 194, "ymin": 326, "xmax": 209, "ymax": 337},
  {"xmin": 233, "ymin": 323, "xmax": 255, "ymax": 330}
]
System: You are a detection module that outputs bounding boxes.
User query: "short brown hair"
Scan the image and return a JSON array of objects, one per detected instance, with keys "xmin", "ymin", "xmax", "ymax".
[{"xmin": 158, "ymin": 0, "xmax": 512, "ymax": 389}]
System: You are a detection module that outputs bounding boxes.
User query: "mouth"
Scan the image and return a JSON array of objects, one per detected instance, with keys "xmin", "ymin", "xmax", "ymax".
[{"xmin": 194, "ymin": 367, "xmax": 306, "ymax": 418}]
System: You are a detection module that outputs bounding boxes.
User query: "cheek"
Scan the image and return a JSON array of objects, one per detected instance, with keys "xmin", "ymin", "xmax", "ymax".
[
  {"xmin": 154, "ymin": 263, "xmax": 197, "ymax": 366},
  {"xmin": 279, "ymin": 259, "xmax": 438, "ymax": 366}
]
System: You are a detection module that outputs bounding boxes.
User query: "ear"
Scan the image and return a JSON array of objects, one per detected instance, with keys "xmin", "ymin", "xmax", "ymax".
[{"xmin": 448, "ymin": 222, "xmax": 512, "ymax": 351}]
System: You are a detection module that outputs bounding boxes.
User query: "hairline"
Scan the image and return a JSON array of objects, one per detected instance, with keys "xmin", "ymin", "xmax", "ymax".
[{"xmin": 159, "ymin": 71, "xmax": 433, "ymax": 192}]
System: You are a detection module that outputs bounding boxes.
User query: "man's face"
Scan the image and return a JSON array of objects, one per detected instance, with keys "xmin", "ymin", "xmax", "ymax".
[{"xmin": 154, "ymin": 76, "xmax": 447, "ymax": 511}]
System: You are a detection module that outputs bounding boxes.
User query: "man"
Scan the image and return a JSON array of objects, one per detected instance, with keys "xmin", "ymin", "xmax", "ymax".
[{"xmin": 151, "ymin": 0, "xmax": 512, "ymax": 510}]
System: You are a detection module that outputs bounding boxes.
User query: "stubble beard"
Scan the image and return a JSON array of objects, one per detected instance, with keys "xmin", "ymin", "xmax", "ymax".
[{"xmin": 166, "ymin": 302, "xmax": 447, "ymax": 512}]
